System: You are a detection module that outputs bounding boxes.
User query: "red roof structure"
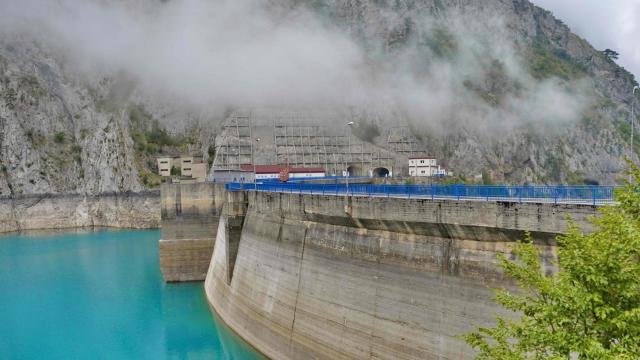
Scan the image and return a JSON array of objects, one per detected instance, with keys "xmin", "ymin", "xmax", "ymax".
[{"xmin": 240, "ymin": 165, "xmax": 325, "ymax": 174}]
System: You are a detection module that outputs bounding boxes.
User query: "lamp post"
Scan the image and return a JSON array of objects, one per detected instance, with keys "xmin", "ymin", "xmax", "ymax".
[
  {"xmin": 254, "ymin": 137, "xmax": 260, "ymax": 189},
  {"xmin": 345, "ymin": 121, "xmax": 354, "ymax": 195}
]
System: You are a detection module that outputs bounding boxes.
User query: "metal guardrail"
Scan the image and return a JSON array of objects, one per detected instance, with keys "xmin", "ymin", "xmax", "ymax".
[{"xmin": 225, "ymin": 182, "xmax": 618, "ymax": 205}]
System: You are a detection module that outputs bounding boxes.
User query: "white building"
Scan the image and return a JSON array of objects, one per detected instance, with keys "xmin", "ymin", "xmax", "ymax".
[{"xmin": 408, "ymin": 156, "xmax": 448, "ymax": 177}]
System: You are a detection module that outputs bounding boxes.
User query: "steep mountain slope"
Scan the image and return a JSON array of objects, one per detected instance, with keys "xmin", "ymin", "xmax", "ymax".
[
  {"xmin": 316, "ymin": 0, "xmax": 637, "ymax": 183},
  {"xmin": 0, "ymin": 40, "xmax": 140, "ymax": 195},
  {"xmin": 0, "ymin": 38, "xmax": 218, "ymax": 195},
  {"xmin": 0, "ymin": 0, "xmax": 637, "ymax": 195}
]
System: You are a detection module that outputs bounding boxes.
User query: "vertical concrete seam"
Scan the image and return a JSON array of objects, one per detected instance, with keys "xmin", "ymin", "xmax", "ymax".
[
  {"xmin": 176, "ymin": 184, "xmax": 182, "ymax": 217},
  {"xmin": 289, "ymin": 226, "xmax": 308, "ymax": 347},
  {"xmin": 368, "ymin": 238, "xmax": 382, "ymax": 360},
  {"xmin": 224, "ymin": 216, "xmax": 231, "ymax": 285}
]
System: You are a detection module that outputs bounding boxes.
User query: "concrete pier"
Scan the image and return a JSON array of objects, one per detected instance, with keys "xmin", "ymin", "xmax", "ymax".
[
  {"xmin": 204, "ymin": 191, "xmax": 598, "ymax": 359},
  {"xmin": 159, "ymin": 183, "xmax": 224, "ymax": 282}
]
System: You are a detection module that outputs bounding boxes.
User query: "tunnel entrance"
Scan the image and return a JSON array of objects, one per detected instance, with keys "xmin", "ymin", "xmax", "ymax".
[
  {"xmin": 372, "ymin": 167, "xmax": 390, "ymax": 178},
  {"xmin": 346, "ymin": 165, "xmax": 362, "ymax": 177}
]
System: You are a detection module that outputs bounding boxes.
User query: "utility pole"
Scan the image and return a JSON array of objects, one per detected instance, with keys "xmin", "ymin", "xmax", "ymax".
[{"xmin": 254, "ymin": 137, "xmax": 260, "ymax": 189}]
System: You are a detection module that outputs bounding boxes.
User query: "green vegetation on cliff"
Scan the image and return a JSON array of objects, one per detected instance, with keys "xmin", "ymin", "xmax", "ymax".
[
  {"xmin": 127, "ymin": 104, "xmax": 206, "ymax": 188},
  {"xmin": 527, "ymin": 40, "xmax": 588, "ymax": 81}
]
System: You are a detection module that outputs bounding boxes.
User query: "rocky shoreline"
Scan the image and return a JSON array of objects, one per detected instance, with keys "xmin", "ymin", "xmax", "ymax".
[{"xmin": 0, "ymin": 191, "xmax": 161, "ymax": 234}]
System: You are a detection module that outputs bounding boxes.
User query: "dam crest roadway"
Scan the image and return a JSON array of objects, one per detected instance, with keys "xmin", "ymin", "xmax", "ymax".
[{"xmin": 226, "ymin": 181, "xmax": 617, "ymax": 206}]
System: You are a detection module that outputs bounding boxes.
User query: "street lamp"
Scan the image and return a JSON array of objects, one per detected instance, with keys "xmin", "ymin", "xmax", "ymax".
[
  {"xmin": 345, "ymin": 121, "xmax": 354, "ymax": 195},
  {"xmin": 254, "ymin": 137, "xmax": 260, "ymax": 189}
]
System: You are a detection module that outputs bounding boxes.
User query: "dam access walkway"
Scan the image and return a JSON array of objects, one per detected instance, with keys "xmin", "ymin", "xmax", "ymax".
[{"xmin": 225, "ymin": 182, "xmax": 617, "ymax": 206}]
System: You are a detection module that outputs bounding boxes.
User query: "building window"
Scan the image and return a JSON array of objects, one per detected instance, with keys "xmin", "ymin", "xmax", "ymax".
[{"xmin": 184, "ymin": 168, "xmax": 191, "ymax": 171}]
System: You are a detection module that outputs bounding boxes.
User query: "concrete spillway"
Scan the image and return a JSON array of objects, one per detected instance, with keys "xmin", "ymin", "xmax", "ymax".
[{"xmin": 195, "ymin": 189, "xmax": 597, "ymax": 359}]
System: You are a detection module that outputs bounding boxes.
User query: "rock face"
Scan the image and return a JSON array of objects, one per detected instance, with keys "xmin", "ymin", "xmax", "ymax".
[
  {"xmin": 0, "ymin": 0, "xmax": 638, "ymax": 194},
  {"xmin": 316, "ymin": 0, "xmax": 637, "ymax": 184},
  {"xmin": 0, "ymin": 39, "xmax": 144, "ymax": 195},
  {"xmin": 205, "ymin": 191, "xmax": 598, "ymax": 359},
  {"xmin": 0, "ymin": 191, "xmax": 160, "ymax": 233}
]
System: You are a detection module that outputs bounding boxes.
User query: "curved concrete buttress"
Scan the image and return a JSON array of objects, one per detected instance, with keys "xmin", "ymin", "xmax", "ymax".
[{"xmin": 205, "ymin": 192, "xmax": 596, "ymax": 359}]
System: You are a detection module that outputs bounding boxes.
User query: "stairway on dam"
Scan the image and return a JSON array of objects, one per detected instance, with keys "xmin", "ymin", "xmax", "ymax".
[{"xmin": 160, "ymin": 183, "xmax": 599, "ymax": 359}]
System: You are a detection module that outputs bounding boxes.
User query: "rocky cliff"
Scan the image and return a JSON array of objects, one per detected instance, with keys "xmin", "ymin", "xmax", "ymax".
[
  {"xmin": 0, "ymin": 0, "xmax": 638, "ymax": 191},
  {"xmin": 0, "ymin": 191, "xmax": 160, "ymax": 233},
  {"xmin": 0, "ymin": 37, "xmax": 219, "ymax": 196},
  {"xmin": 317, "ymin": 0, "xmax": 637, "ymax": 184}
]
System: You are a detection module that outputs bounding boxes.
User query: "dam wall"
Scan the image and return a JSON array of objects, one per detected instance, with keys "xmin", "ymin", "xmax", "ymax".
[
  {"xmin": 205, "ymin": 191, "xmax": 598, "ymax": 359},
  {"xmin": 0, "ymin": 191, "xmax": 160, "ymax": 234},
  {"xmin": 159, "ymin": 182, "xmax": 225, "ymax": 282}
]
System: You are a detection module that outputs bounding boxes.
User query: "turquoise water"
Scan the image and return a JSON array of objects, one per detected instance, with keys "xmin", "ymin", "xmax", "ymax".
[{"xmin": 0, "ymin": 229, "xmax": 263, "ymax": 360}]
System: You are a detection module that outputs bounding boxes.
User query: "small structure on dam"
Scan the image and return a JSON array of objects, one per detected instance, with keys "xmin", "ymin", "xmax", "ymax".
[{"xmin": 159, "ymin": 181, "xmax": 606, "ymax": 359}]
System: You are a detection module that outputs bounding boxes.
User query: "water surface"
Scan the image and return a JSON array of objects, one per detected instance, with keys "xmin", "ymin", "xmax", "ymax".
[{"xmin": 0, "ymin": 229, "xmax": 263, "ymax": 360}]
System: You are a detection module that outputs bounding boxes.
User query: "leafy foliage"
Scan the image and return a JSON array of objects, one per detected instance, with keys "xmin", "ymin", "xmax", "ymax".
[
  {"xmin": 464, "ymin": 161, "xmax": 640, "ymax": 359},
  {"xmin": 481, "ymin": 170, "xmax": 493, "ymax": 185},
  {"xmin": 144, "ymin": 121, "xmax": 176, "ymax": 148},
  {"xmin": 53, "ymin": 132, "xmax": 65, "ymax": 144},
  {"xmin": 125, "ymin": 104, "xmax": 203, "ymax": 188},
  {"xmin": 615, "ymin": 121, "xmax": 640, "ymax": 155},
  {"xmin": 207, "ymin": 145, "xmax": 216, "ymax": 168},
  {"xmin": 527, "ymin": 41, "xmax": 587, "ymax": 80},
  {"xmin": 602, "ymin": 49, "xmax": 619, "ymax": 61}
]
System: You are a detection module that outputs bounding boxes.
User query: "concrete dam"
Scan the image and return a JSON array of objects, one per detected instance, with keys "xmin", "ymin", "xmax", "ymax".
[{"xmin": 159, "ymin": 183, "xmax": 599, "ymax": 359}]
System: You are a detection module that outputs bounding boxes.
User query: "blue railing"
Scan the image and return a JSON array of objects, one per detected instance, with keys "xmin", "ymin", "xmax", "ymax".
[{"xmin": 225, "ymin": 182, "xmax": 617, "ymax": 205}]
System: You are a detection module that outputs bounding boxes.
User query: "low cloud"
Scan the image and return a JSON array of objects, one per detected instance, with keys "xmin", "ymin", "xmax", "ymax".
[
  {"xmin": 0, "ymin": 0, "xmax": 591, "ymax": 136},
  {"xmin": 1, "ymin": 0, "xmax": 372, "ymax": 108}
]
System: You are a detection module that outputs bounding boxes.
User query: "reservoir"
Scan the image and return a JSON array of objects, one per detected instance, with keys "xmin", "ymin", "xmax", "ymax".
[{"xmin": 0, "ymin": 229, "xmax": 263, "ymax": 360}]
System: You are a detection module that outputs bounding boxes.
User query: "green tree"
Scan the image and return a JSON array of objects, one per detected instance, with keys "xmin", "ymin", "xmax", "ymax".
[
  {"xmin": 602, "ymin": 49, "xmax": 620, "ymax": 61},
  {"xmin": 464, "ymin": 161, "xmax": 640, "ymax": 359},
  {"xmin": 482, "ymin": 170, "xmax": 493, "ymax": 185}
]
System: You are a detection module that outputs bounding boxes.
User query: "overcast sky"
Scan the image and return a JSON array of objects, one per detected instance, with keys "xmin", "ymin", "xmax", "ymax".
[{"xmin": 532, "ymin": 0, "xmax": 640, "ymax": 81}]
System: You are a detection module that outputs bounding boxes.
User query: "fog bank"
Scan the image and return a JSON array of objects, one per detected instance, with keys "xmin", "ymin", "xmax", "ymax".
[{"xmin": 0, "ymin": 0, "xmax": 592, "ymax": 135}]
